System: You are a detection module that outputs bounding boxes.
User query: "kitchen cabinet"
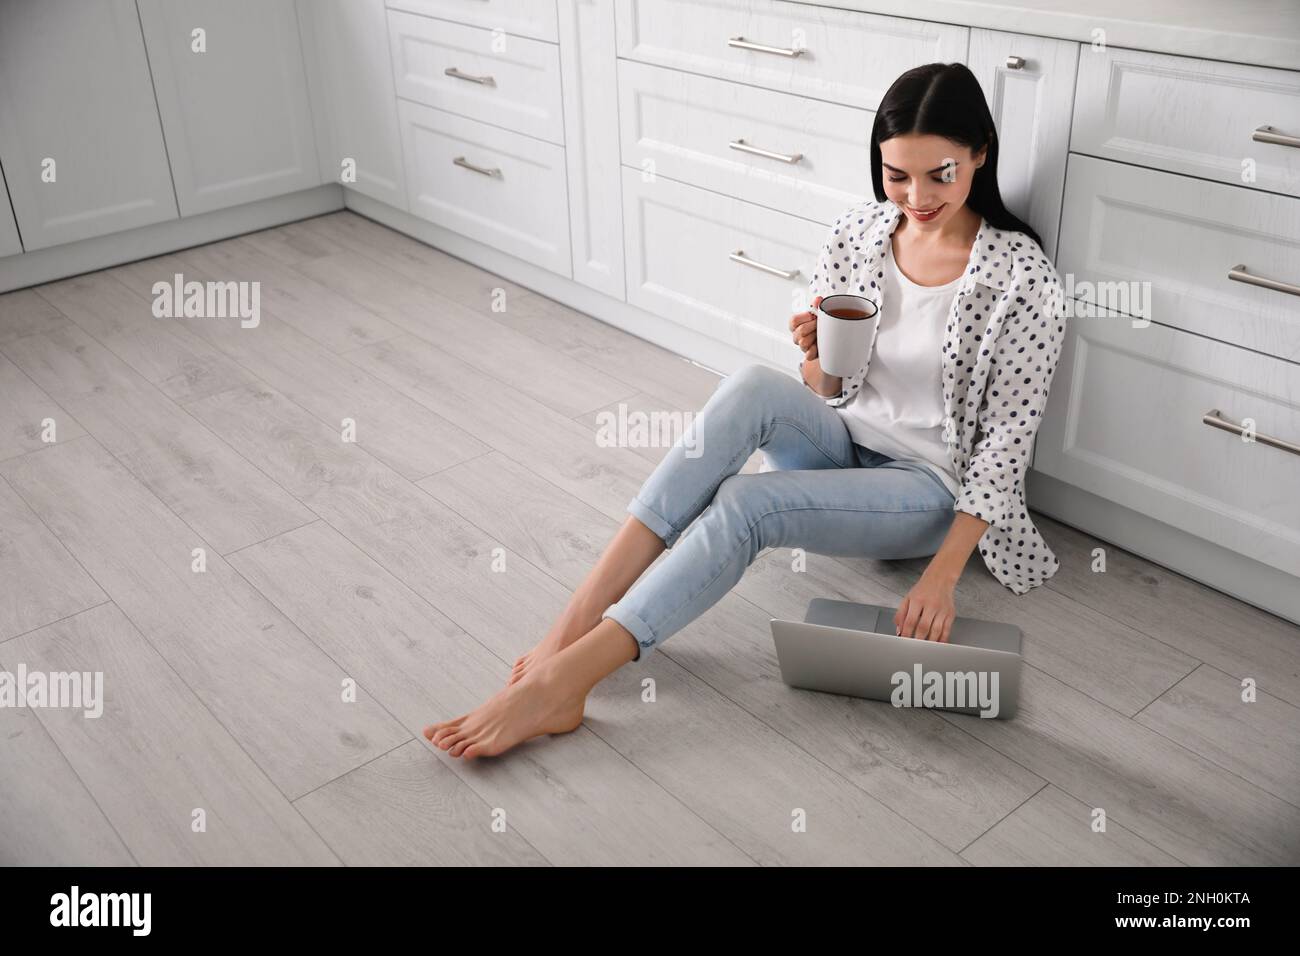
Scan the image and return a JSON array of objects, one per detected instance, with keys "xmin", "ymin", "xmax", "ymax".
[
  {"xmin": 137, "ymin": 0, "xmax": 319, "ymax": 216},
  {"xmin": 297, "ymin": 0, "xmax": 407, "ymax": 209},
  {"xmin": 0, "ymin": 0, "xmax": 177, "ymax": 250}
]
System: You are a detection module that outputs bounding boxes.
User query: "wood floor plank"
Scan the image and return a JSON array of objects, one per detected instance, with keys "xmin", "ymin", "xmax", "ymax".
[
  {"xmin": 419, "ymin": 451, "xmax": 1039, "ymax": 854},
  {"xmin": 111, "ymin": 252, "xmax": 487, "ymax": 480},
  {"xmin": 239, "ymin": 216, "xmax": 352, "ymax": 267},
  {"xmin": 3, "ymin": 603, "xmax": 338, "ymax": 864},
  {"xmin": 573, "ymin": 390, "xmax": 688, "ymax": 465},
  {"xmin": 0, "ymin": 704, "xmax": 134, "ymax": 865},
  {"xmin": 187, "ymin": 382, "xmax": 574, "ymax": 651},
  {"xmin": 296, "ymin": 249, "xmax": 635, "ymax": 417},
  {"xmin": 301, "ymin": 213, "xmax": 727, "ymax": 409},
  {"xmin": 834, "ymin": 551, "xmax": 1201, "ymax": 717},
  {"xmin": 346, "ymin": 334, "xmax": 652, "ymax": 520},
  {"xmin": 961, "ymin": 785, "xmax": 1184, "ymax": 866},
  {"xmin": 35, "ymin": 271, "xmax": 256, "ymax": 403},
  {"xmin": 299, "ymin": 211, "xmax": 537, "ymax": 311},
  {"xmin": 0, "ymin": 288, "xmax": 68, "ymax": 345},
  {"xmin": 235, "ymin": 520, "xmax": 746, "ymax": 866},
  {"xmin": 295, "ymin": 741, "xmax": 548, "ymax": 866},
  {"xmin": 0, "ymin": 351, "xmax": 87, "ymax": 461},
  {"xmin": 1135, "ymin": 663, "xmax": 1300, "ymax": 807},
  {"xmin": 0, "ymin": 474, "xmax": 106, "ymax": 642},
  {"xmin": 3, "ymin": 324, "xmax": 313, "ymax": 555},
  {"xmin": 0, "ymin": 439, "xmax": 410, "ymax": 799},
  {"xmin": 1035, "ymin": 513, "xmax": 1300, "ymax": 707},
  {"xmin": 235, "ymin": 517, "xmax": 949, "ymax": 864},
  {"xmin": 938, "ymin": 664, "xmax": 1300, "ymax": 865},
  {"xmin": 182, "ymin": 236, "xmax": 406, "ymax": 354}
]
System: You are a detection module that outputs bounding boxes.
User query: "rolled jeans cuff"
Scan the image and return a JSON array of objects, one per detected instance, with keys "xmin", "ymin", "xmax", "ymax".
[
  {"xmin": 626, "ymin": 495, "xmax": 682, "ymax": 549},
  {"xmin": 601, "ymin": 603, "xmax": 657, "ymax": 662}
]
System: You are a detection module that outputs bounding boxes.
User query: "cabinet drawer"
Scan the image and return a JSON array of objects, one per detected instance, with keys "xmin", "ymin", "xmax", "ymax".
[
  {"xmin": 1057, "ymin": 155, "xmax": 1300, "ymax": 362},
  {"xmin": 398, "ymin": 100, "xmax": 571, "ymax": 275},
  {"xmin": 385, "ymin": 0, "xmax": 557, "ymax": 43},
  {"xmin": 1035, "ymin": 313, "xmax": 1300, "ymax": 576},
  {"xmin": 388, "ymin": 10, "xmax": 564, "ymax": 145},
  {"xmin": 1072, "ymin": 47, "xmax": 1300, "ymax": 198},
  {"xmin": 622, "ymin": 168, "xmax": 827, "ymax": 364},
  {"xmin": 614, "ymin": 0, "xmax": 967, "ymax": 111},
  {"xmin": 618, "ymin": 59, "xmax": 872, "ymax": 225}
]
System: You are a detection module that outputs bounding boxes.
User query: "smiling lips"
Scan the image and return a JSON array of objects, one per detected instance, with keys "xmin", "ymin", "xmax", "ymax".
[{"xmin": 906, "ymin": 203, "xmax": 945, "ymax": 221}]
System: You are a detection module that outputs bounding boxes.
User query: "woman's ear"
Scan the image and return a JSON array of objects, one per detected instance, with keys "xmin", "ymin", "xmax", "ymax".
[{"xmin": 973, "ymin": 144, "xmax": 989, "ymax": 169}]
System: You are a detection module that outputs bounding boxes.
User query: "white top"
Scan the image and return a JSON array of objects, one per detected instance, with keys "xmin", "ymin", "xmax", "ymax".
[{"xmin": 835, "ymin": 239, "xmax": 962, "ymax": 499}]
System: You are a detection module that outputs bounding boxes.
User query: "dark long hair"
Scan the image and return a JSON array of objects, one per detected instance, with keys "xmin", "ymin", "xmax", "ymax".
[{"xmin": 870, "ymin": 63, "xmax": 1042, "ymax": 249}]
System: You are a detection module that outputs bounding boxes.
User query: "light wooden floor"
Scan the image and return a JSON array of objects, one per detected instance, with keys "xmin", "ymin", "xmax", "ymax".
[{"xmin": 2, "ymin": 210, "xmax": 1297, "ymax": 866}]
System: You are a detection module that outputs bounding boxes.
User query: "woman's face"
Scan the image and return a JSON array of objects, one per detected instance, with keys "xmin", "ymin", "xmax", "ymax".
[{"xmin": 878, "ymin": 134, "xmax": 986, "ymax": 232}]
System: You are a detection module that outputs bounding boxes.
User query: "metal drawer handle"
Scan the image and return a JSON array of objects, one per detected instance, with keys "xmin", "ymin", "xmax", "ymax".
[
  {"xmin": 1202, "ymin": 409, "xmax": 1300, "ymax": 457},
  {"xmin": 728, "ymin": 138, "xmax": 803, "ymax": 164},
  {"xmin": 1228, "ymin": 264, "xmax": 1300, "ymax": 298},
  {"xmin": 727, "ymin": 36, "xmax": 805, "ymax": 57},
  {"xmin": 453, "ymin": 156, "xmax": 502, "ymax": 178},
  {"xmin": 730, "ymin": 250, "xmax": 799, "ymax": 280},
  {"xmin": 1005, "ymin": 55, "xmax": 1025, "ymax": 70},
  {"xmin": 1252, "ymin": 125, "xmax": 1300, "ymax": 149},
  {"xmin": 445, "ymin": 66, "xmax": 495, "ymax": 85}
]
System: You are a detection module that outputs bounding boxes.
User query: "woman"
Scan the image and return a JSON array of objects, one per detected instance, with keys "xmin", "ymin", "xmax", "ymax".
[{"xmin": 425, "ymin": 63, "xmax": 1067, "ymax": 758}]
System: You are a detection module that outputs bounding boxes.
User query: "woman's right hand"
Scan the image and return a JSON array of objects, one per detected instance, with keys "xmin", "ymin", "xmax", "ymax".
[{"xmin": 790, "ymin": 295, "xmax": 823, "ymax": 360}]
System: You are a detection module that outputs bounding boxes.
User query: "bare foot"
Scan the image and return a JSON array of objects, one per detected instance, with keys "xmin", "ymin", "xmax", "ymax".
[
  {"xmin": 509, "ymin": 607, "xmax": 601, "ymax": 686},
  {"xmin": 424, "ymin": 662, "xmax": 586, "ymax": 759}
]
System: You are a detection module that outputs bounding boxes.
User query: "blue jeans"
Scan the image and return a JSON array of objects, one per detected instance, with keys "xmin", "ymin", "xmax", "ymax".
[{"xmin": 602, "ymin": 363, "xmax": 957, "ymax": 660}]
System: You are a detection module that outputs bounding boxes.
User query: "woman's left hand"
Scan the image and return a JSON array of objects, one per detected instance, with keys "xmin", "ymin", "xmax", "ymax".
[{"xmin": 893, "ymin": 571, "xmax": 957, "ymax": 642}]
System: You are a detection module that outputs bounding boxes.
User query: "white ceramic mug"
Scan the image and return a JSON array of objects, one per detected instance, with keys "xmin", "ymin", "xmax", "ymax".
[{"xmin": 815, "ymin": 293, "xmax": 878, "ymax": 378}]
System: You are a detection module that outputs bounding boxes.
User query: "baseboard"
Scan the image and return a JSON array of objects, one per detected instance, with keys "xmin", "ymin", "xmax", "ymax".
[
  {"xmin": 1027, "ymin": 469, "xmax": 1300, "ymax": 626},
  {"xmin": 0, "ymin": 184, "xmax": 345, "ymax": 293},
  {"xmin": 342, "ymin": 189, "xmax": 770, "ymax": 379}
]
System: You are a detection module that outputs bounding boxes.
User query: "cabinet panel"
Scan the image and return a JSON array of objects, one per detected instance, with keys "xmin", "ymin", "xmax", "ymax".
[
  {"xmin": 398, "ymin": 100, "xmax": 571, "ymax": 275},
  {"xmin": 557, "ymin": 0, "xmax": 626, "ymax": 300},
  {"xmin": 0, "ymin": 0, "xmax": 177, "ymax": 250},
  {"xmin": 615, "ymin": 0, "xmax": 968, "ymax": 111},
  {"xmin": 1073, "ymin": 47, "xmax": 1300, "ymax": 199},
  {"xmin": 618, "ymin": 59, "xmax": 872, "ymax": 226},
  {"xmin": 968, "ymin": 29, "xmax": 1077, "ymax": 260},
  {"xmin": 0, "ymin": 167, "xmax": 21, "ymax": 257},
  {"xmin": 1035, "ymin": 310, "xmax": 1300, "ymax": 576},
  {"xmin": 138, "ymin": 0, "xmax": 319, "ymax": 216},
  {"xmin": 385, "ymin": 0, "xmax": 558, "ymax": 43},
  {"xmin": 622, "ymin": 168, "xmax": 825, "ymax": 364},
  {"xmin": 388, "ymin": 10, "xmax": 564, "ymax": 145},
  {"xmin": 1057, "ymin": 155, "xmax": 1300, "ymax": 363},
  {"xmin": 297, "ymin": 0, "xmax": 406, "ymax": 208}
]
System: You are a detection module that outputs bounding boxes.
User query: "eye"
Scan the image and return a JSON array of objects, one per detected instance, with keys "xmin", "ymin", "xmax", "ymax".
[{"xmin": 887, "ymin": 175, "xmax": 907, "ymax": 183}]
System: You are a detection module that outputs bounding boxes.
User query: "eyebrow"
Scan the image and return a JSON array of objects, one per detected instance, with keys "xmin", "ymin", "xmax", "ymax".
[{"xmin": 882, "ymin": 161, "xmax": 959, "ymax": 175}]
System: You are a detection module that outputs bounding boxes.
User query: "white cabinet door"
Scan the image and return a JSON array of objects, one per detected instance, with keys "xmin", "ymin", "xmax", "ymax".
[
  {"xmin": 138, "ymin": 0, "xmax": 320, "ymax": 216},
  {"xmin": 558, "ymin": 0, "xmax": 625, "ymax": 300},
  {"xmin": 968, "ymin": 29, "xmax": 1076, "ymax": 260},
  {"xmin": 297, "ymin": 0, "xmax": 406, "ymax": 209},
  {"xmin": 0, "ymin": 0, "xmax": 177, "ymax": 250}
]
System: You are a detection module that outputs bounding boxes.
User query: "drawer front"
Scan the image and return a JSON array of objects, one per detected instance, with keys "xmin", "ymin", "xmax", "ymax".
[
  {"xmin": 1073, "ymin": 47, "xmax": 1300, "ymax": 199},
  {"xmin": 614, "ymin": 0, "xmax": 968, "ymax": 111},
  {"xmin": 618, "ymin": 59, "xmax": 872, "ymax": 226},
  {"xmin": 385, "ymin": 0, "xmax": 557, "ymax": 43},
  {"xmin": 389, "ymin": 10, "xmax": 564, "ymax": 145},
  {"xmin": 1057, "ymin": 155, "xmax": 1300, "ymax": 362},
  {"xmin": 1035, "ymin": 312, "xmax": 1300, "ymax": 576},
  {"xmin": 622, "ymin": 167, "xmax": 827, "ymax": 364},
  {"xmin": 398, "ymin": 100, "xmax": 571, "ymax": 275}
]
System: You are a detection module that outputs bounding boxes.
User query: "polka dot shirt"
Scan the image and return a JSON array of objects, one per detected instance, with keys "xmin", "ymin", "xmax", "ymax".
[{"xmin": 806, "ymin": 198, "xmax": 1069, "ymax": 595}]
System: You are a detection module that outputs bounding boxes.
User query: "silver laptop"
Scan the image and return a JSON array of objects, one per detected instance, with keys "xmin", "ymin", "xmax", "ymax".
[{"xmin": 770, "ymin": 598, "xmax": 1023, "ymax": 719}]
